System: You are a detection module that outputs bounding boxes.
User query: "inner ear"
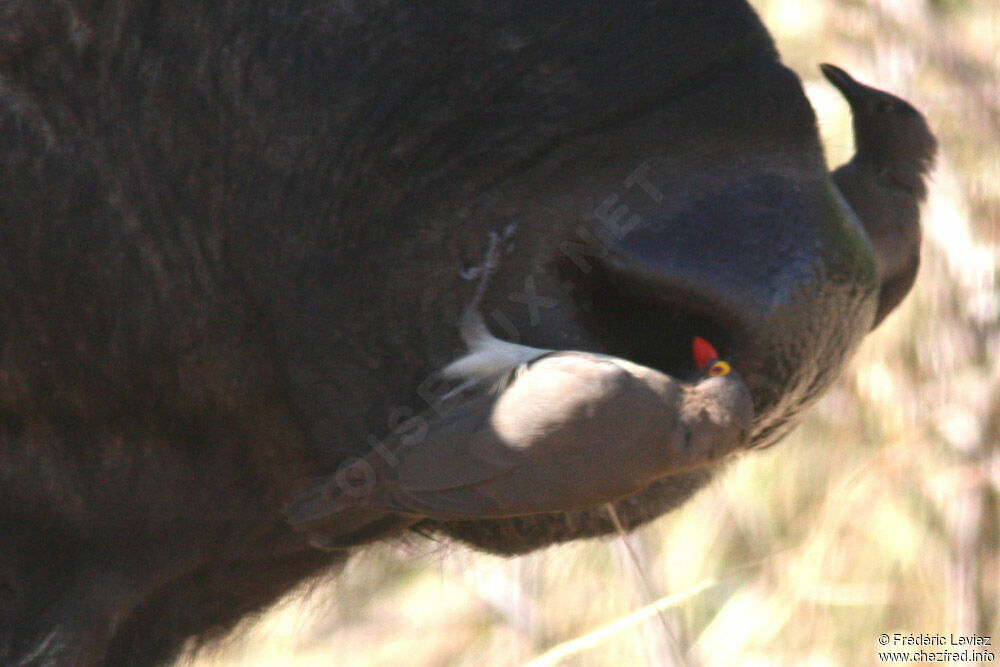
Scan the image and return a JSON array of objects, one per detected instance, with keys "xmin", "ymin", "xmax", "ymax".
[{"xmin": 554, "ymin": 257, "xmax": 732, "ymax": 381}]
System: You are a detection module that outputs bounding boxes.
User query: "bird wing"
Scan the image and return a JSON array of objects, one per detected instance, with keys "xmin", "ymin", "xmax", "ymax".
[
  {"xmin": 376, "ymin": 352, "xmax": 665, "ymax": 519},
  {"xmin": 394, "ymin": 352, "xmax": 635, "ymax": 495},
  {"xmin": 282, "ymin": 379, "xmax": 524, "ymax": 545},
  {"xmin": 393, "ymin": 389, "xmax": 523, "ymax": 492},
  {"xmin": 286, "ymin": 345, "xmax": 690, "ymax": 536}
]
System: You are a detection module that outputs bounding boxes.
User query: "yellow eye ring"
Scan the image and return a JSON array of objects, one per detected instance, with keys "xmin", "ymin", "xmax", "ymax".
[{"xmin": 708, "ymin": 360, "xmax": 731, "ymax": 377}]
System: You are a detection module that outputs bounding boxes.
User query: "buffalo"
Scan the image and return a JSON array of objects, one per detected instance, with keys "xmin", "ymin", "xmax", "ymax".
[{"xmin": 0, "ymin": 1, "xmax": 895, "ymax": 664}]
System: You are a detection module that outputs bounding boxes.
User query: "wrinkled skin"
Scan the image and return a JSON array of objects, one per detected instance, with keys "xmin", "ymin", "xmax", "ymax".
[{"xmin": 0, "ymin": 1, "xmax": 879, "ymax": 664}]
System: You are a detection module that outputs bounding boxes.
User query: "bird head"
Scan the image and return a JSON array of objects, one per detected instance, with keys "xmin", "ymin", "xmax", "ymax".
[
  {"xmin": 686, "ymin": 337, "xmax": 753, "ymax": 456},
  {"xmin": 820, "ymin": 63, "xmax": 937, "ymax": 183},
  {"xmin": 692, "ymin": 336, "xmax": 731, "ymax": 378}
]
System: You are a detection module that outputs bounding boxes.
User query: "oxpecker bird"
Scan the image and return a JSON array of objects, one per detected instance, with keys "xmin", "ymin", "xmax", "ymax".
[
  {"xmin": 286, "ymin": 233, "xmax": 754, "ymax": 550},
  {"xmin": 821, "ymin": 63, "xmax": 937, "ymax": 328}
]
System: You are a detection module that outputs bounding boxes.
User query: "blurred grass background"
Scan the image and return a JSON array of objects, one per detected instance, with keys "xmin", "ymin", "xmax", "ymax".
[{"xmin": 183, "ymin": 0, "xmax": 1000, "ymax": 664}]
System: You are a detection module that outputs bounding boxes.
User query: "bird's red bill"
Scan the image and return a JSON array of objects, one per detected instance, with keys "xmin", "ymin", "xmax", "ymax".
[{"xmin": 692, "ymin": 336, "xmax": 719, "ymax": 369}]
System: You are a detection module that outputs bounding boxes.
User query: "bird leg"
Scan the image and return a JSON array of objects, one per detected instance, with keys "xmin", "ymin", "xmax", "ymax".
[
  {"xmin": 456, "ymin": 222, "xmax": 519, "ymax": 349},
  {"xmin": 460, "ymin": 221, "xmax": 518, "ymax": 312},
  {"xmin": 440, "ymin": 223, "xmax": 523, "ymax": 400}
]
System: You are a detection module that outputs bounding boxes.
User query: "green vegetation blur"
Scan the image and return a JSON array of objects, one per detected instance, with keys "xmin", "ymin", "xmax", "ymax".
[{"xmin": 185, "ymin": 1, "xmax": 999, "ymax": 664}]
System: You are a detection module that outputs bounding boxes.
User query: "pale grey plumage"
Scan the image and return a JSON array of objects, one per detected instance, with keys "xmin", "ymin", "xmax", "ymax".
[{"xmin": 285, "ymin": 310, "xmax": 753, "ymax": 550}]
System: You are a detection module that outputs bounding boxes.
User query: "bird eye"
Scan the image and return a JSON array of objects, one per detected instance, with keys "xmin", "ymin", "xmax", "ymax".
[{"xmin": 708, "ymin": 360, "xmax": 731, "ymax": 377}]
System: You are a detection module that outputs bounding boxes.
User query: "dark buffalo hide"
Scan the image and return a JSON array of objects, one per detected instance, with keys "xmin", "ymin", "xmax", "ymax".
[{"xmin": 0, "ymin": 1, "xmax": 878, "ymax": 664}]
